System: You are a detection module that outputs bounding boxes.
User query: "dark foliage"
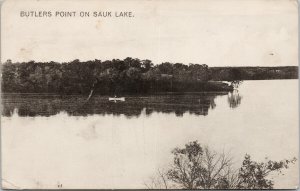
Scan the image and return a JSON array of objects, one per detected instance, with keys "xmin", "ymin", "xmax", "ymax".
[
  {"xmin": 2, "ymin": 58, "xmax": 297, "ymax": 94},
  {"xmin": 237, "ymin": 154, "xmax": 296, "ymax": 189},
  {"xmin": 146, "ymin": 141, "xmax": 297, "ymax": 189},
  {"xmin": 211, "ymin": 66, "xmax": 298, "ymax": 81},
  {"xmin": 2, "ymin": 58, "xmax": 230, "ymax": 94},
  {"xmin": 166, "ymin": 141, "xmax": 234, "ymax": 189}
]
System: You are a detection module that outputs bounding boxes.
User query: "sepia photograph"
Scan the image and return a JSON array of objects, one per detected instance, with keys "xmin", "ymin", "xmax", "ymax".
[{"xmin": 1, "ymin": 0, "xmax": 299, "ymax": 189}]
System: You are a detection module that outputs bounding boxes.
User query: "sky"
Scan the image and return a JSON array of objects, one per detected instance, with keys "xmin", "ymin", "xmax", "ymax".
[{"xmin": 1, "ymin": 0, "xmax": 298, "ymax": 66}]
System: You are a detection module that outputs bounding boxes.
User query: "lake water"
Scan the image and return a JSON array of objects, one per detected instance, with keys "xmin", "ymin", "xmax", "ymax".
[{"xmin": 1, "ymin": 79, "xmax": 299, "ymax": 189}]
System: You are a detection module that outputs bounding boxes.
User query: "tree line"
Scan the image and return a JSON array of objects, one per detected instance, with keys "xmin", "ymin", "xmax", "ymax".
[
  {"xmin": 2, "ymin": 58, "xmax": 298, "ymax": 94},
  {"xmin": 211, "ymin": 66, "xmax": 298, "ymax": 81}
]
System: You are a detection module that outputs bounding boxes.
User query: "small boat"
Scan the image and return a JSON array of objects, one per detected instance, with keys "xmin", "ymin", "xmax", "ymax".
[{"xmin": 109, "ymin": 97, "xmax": 125, "ymax": 102}]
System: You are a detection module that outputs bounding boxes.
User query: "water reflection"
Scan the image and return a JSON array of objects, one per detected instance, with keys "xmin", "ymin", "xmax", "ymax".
[
  {"xmin": 2, "ymin": 92, "xmax": 229, "ymax": 117},
  {"xmin": 228, "ymin": 90, "xmax": 242, "ymax": 108},
  {"xmin": 1, "ymin": 80, "xmax": 298, "ymax": 189}
]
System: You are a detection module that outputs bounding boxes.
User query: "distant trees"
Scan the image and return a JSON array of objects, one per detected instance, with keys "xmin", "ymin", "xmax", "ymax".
[
  {"xmin": 2, "ymin": 58, "xmax": 232, "ymax": 94},
  {"xmin": 145, "ymin": 141, "xmax": 296, "ymax": 189},
  {"xmin": 2, "ymin": 58, "xmax": 297, "ymax": 94},
  {"xmin": 210, "ymin": 66, "xmax": 298, "ymax": 81}
]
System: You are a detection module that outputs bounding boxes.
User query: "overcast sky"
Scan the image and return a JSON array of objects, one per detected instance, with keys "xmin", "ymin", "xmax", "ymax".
[{"xmin": 1, "ymin": 0, "xmax": 298, "ymax": 66}]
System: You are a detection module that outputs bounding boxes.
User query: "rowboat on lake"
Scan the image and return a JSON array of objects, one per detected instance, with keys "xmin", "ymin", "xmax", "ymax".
[{"xmin": 109, "ymin": 97, "xmax": 125, "ymax": 102}]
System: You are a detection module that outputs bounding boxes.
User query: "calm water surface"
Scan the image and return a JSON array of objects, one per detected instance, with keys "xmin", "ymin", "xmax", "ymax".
[{"xmin": 2, "ymin": 80, "xmax": 298, "ymax": 189}]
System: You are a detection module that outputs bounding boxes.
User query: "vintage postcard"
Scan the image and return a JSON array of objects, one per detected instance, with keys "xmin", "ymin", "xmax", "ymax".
[{"xmin": 1, "ymin": 0, "xmax": 299, "ymax": 189}]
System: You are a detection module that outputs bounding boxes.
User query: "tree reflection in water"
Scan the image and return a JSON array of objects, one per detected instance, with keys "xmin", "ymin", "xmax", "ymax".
[
  {"xmin": 2, "ymin": 93, "xmax": 227, "ymax": 117},
  {"xmin": 228, "ymin": 89, "xmax": 242, "ymax": 108}
]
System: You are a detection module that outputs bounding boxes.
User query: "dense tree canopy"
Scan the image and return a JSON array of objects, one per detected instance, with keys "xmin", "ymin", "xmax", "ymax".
[
  {"xmin": 2, "ymin": 58, "xmax": 297, "ymax": 94},
  {"xmin": 2, "ymin": 58, "xmax": 230, "ymax": 94}
]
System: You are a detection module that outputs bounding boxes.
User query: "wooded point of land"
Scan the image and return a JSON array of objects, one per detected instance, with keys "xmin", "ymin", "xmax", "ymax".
[{"xmin": 2, "ymin": 58, "xmax": 298, "ymax": 94}]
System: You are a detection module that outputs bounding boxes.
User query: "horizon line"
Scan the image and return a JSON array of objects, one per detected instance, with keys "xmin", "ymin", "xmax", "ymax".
[{"xmin": 2, "ymin": 58, "xmax": 298, "ymax": 68}]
